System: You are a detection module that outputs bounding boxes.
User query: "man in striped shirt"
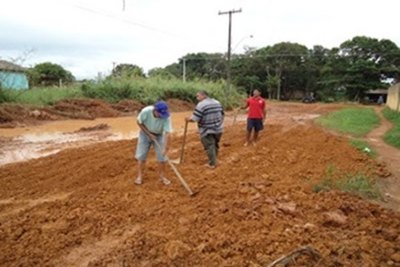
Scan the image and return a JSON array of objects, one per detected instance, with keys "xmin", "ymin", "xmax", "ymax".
[{"xmin": 185, "ymin": 91, "xmax": 224, "ymax": 169}]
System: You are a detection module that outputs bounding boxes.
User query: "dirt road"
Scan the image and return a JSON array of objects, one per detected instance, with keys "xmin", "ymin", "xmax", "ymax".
[{"xmin": 0, "ymin": 102, "xmax": 399, "ymax": 266}]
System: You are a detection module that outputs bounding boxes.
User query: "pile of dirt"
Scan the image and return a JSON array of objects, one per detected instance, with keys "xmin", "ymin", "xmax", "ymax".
[
  {"xmin": 0, "ymin": 121, "xmax": 399, "ymax": 266},
  {"xmin": 0, "ymin": 98, "xmax": 194, "ymax": 128},
  {"xmin": 167, "ymin": 98, "xmax": 195, "ymax": 112},
  {"xmin": 74, "ymin": 123, "xmax": 110, "ymax": 133},
  {"xmin": 45, "ymin": 99, "xmax": 120, "ymax": 119},
  {"xmin": 111, "ymin": 99, "xmax": 144, "ymax": 113}
]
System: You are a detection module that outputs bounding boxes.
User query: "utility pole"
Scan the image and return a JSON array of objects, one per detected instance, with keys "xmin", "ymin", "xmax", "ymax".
[
  {"xmin": 218, "ymin": 8, "xmax": 242, "ymax": 91},
  {"xmin": 182, "ymin": 58, "xmax": 186, "ymax": 82},
  {"xmin": 122, "ymin": 0, "xmax": 125, "ymax": 11}
]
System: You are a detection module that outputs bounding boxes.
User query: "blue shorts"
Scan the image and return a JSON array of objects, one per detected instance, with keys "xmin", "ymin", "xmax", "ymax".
[
  {"xmin": 135, "ymin": 131, "xmax": 166, "ymax": 162},
  {"xmin": 247, "ymin": 118, "xmax": 264, "ymax": 132}
]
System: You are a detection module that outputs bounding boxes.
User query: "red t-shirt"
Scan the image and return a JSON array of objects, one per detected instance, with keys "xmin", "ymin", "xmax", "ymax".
[{"xmin": 246, "ymin": 96, "xmax": 265, "ymax": 119}]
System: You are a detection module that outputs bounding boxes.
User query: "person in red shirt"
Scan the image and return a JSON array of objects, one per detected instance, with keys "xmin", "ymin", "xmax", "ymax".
[{"xmin": 239, "ymin": 89, "xmax": 266, "ymax": 146}]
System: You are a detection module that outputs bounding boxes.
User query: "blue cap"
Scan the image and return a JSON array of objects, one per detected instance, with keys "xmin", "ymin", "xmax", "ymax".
[{"xmin": 154, "ymin": 101, "xmax": 170, "ymax": 119}]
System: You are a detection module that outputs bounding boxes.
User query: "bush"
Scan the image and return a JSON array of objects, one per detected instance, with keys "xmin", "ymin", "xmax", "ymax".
[{"xmin": 0, "ymin": 88, "xmax": 15, "ymax": 103}]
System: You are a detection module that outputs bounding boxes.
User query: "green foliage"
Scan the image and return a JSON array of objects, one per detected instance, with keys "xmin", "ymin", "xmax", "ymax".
[
  {"xmin": 313, "ymin": 166, "xmax": 381, "ymax": 200},
  {"xmin": 110, "ymin": 64, "xmax": 145, "ymax": 78},
  {"xmin": 334, "ymin": 36, "xmax": 400, "ymax": 100},
  {"xmin": 6, "ymin": 86, "xmax": 83, "ymax": 106},
  {"xmin": 80, "ymin": 77, "xmax": 243, "ymax": 108},
  {"xmin": 316, "ymin": 107, "xmax": 380, "ymax": 137},
  {"xmin": 147, "ymin": 68, "xmax": 176, "ymax": 79},
  {"xmin": 349, "ymin": 139, "xmax": 376, "ymax": 157},
  {"xmin": 0, "ymin": 88, "xmax": 17, "ymax": 103},
  {"xmin": 28, "ymin": 62, "xmax": 75, "ymax": 87},
  {"xmin": 382, "ymin": 107, "xmax": 400, "ymax": 148}
]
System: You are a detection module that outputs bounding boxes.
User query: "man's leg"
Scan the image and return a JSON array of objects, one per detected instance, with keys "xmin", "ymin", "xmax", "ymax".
[
  {"xmin": 215, "ymin": 133, "xmax": 222, "ymax": 157},
  {"xmin": 135, "ymin": 131, "xmax": 151, "ymax": 185},
  {"xmin": 245, "ymin": 118, "xmax": 253, "ymax": 146},
  {"xmin": 253, "ymin": 119, "xmax": 264, "ymax": 144},
  {"xmin": 136, "ymin": 160, "xmax": 145, "ymax": 184},
  {"xmin": 201, "ymin": 134, "xmax": 217, "ymax": 167},
  {"xmin": 253, "ymin": 131, "xmax": 259, "ymax": 143},
  {"xmin": 154, "ymin": 135, "xmax": 171, "ymax": 185},
  {"xmin": 245, "ymin": 130, "xmax": 252, "ymax": 146}
]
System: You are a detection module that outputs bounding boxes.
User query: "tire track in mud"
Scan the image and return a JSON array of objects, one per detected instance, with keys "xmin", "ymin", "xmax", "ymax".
[
  {"xmin": 0, "ymin": 193, "xmax": 71, "ymax": 219},
  {"xmin": 58, "ymin": 224, "xmax": 141, "ymax": 267}
]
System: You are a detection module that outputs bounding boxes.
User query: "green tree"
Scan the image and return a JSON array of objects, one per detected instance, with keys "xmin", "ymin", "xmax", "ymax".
[
  {"xmin": 336, "ymin": 36, "xmax": 400, "ymax": 100},
  {"xmin": 177, "ymin": 53, "xmax": 226, "ymax": 81},
  {"xmin": 28, "ymin": 62, "xmax": 74, "ymax": 86},
  {"xmin": 148, "ymin": 67, "xmax": 175, "ymax": 79},
  {"xmin": 111, "ymin": 64, "xmax": 145, "ymax": 78}
]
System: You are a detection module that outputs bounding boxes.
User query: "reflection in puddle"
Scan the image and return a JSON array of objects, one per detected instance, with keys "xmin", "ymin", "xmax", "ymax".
[{"xmin": 0, "ymin": 131, "xmax": 138, "ymax": 166}]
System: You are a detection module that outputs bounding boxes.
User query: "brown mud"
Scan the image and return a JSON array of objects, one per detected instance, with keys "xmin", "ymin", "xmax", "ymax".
[{"xmin": 0, "ymin": 102, "xmax": 399, "ymax": 266}]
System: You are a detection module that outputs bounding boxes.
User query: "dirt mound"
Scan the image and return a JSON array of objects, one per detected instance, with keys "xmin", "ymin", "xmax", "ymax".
[
  {"xmin": 167, "ymin": 98, "xmax": 195, "ymax": 112},
  {"xmin": 48, "ymin": 99, "xmax": 120, "ymax": 119},
  {"xmin": 0, "ymin": 98, "xmax": 194, "ymax": 128},
  {"xmin": 0, "ymin": 122, "xmax": 399, "ymax": 266},
  {"xmin": 111, "ymin": 99, "xmax": 144, "ymax": 113},
  {"xmin": 74, "ymin": 123, "xmax": 110, "ymax": 133}
]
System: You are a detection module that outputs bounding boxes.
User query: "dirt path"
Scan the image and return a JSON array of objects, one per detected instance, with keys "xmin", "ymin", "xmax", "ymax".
[{"xmin": 366, "ymin": 107, "xmax": 400, "ymax": 211}]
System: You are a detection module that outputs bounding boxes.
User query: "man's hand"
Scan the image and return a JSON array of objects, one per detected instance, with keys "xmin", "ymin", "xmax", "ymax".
[
  {"xmin": 147, "ymin": 132, "xmax": 157, "ymax": 141},
  {"xmin": 185, "ymin": 117, "xmax": 192, "ymax": 122}
]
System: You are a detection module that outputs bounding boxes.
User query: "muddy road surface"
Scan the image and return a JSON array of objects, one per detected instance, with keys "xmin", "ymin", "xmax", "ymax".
[{"xmin": 0, "ymin": 102, "xmax": 399, "ymax": 266}]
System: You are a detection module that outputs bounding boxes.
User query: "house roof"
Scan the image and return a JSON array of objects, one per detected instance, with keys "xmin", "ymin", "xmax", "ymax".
[
  {"xmin": 365, "ymin": 89, "xmax": 388, "ymax": 95},
  {"xmin": 0, "ymin": 60, "xmax": 25, "ymax": 72}
]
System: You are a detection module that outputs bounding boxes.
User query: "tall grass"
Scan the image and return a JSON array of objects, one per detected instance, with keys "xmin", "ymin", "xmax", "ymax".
[
  {"xmin": 1, "ymin": 77, "xmax": 244, "ymax": 108},
  {"xmin": 316, "ymin": 107, "xmax": 380, "ymax": 137},
  {"xmin": 382, "ymin": 107, "xmax": 400, "ymax": 148},
  {"xmin": 81, "ymin": 77, "xmax": 243, "ymax": 109},
  {"xmin": 1, "ymin": 86, "xmax": 83, "ymax": 106}
]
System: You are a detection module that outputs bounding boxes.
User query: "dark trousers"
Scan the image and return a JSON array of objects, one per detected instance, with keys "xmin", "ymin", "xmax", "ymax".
[{"xmin": 200, "ymin": 133, "xmax": 222, "ymax": 166}]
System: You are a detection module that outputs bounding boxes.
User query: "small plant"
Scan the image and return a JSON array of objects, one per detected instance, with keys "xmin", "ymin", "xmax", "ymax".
[{"xmin": 349, "ymin": 139, "xmax": 376, "ymax": 157}]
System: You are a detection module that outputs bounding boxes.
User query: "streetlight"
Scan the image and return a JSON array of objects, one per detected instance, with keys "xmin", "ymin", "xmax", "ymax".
[{"xmin": 232, "ymin": 34, "xmax": 253, "ymax": 52}]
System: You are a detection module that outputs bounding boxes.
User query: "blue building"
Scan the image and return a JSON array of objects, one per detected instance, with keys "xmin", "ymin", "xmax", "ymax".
[{"xmin": 0, "ymin": 60, "xmax": 29, "ymax": 89}]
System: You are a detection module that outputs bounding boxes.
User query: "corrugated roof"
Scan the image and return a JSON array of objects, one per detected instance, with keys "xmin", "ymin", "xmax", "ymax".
[
  {"xmin": 0, "ymin": 60, "xmax": 25, "ymax": 72},
  {"xmin": 366, "ymin": 89, "xmax": 388, "ymax": 94}
]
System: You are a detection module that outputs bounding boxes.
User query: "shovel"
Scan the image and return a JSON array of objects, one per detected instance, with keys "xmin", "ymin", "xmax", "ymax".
[
  {"xmin": 154, "ymin": 139, "xmax": 197, "ymax": 197},
  {"xmin": 169, "ymin": 120, "xmax": 189, "ymax": 165}
]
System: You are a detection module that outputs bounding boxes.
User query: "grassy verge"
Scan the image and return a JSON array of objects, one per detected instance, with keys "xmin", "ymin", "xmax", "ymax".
[
  {"xmin": 316, "ymin": 107, "xmax": 380, "ymax": 137},
  {"xmin": 1, "ymin": 86, "xmax": 83, "ymax": 106},
  {"xmin": 349, "ymin": 139, "xmax": 376, "ymax": 158},
  {"xmin": 313, "ymin": 165, "xmax": 381, "ymax": 200},
  {"xmin": 382, "ymin": 107, "xmax": 400, "ymax": 149}
]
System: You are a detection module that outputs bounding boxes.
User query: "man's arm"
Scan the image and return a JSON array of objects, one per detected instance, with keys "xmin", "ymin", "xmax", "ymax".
[{"xmin": 137, "ymin": 120, "xmax": 156, "ymax": 140}]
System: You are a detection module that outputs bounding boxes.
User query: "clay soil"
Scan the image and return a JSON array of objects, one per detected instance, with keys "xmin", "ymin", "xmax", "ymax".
[{"xmin": 0, "ymin": 102, "xmax": 400, "ymax": 266}]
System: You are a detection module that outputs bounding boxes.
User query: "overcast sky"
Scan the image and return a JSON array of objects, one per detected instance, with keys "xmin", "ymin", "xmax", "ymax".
[{"xmin": 1, "ymin": 0, "xmax": 399, "ymax": 79}]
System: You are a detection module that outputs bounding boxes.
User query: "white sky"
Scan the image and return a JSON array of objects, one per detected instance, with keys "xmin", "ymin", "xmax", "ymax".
[{"xmin": 1, "ymin": 0, "xmax": 399, "ymax": 79}]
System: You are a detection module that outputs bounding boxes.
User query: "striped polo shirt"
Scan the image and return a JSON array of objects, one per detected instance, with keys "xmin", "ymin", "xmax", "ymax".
[{"xmin": 191, "ymin": 97, "xmax": 224, "ymax": 137}]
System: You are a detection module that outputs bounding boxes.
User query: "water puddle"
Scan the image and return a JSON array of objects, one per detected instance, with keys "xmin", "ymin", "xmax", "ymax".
[{"xmin": 0, "ymin": 130, "xmax": 138, "ymax": 166}]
